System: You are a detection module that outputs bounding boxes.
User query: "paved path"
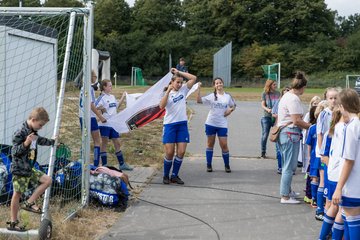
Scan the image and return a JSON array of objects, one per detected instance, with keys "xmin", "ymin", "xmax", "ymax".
[{"xmin": 100, "ymin": 101, "xmax": 320, "ymax": 240}]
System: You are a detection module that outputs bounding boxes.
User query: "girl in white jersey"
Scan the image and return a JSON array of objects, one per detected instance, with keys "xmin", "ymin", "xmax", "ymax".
[
  {"xmin": 79, "ymin": 70, "xmax": 106, "ymax": 167},
  {"xmin": 332, "ymin": 89, "xmax": 360, "ymax": 240},
  {"xmin": 196, "ymin": 79, "xmax": 236, "ymax": 172},
  {"xmin": 159, "ymin": 68, "xmax": 197, "ymax": 185},
  {"xmin": 315, "ymin": 87, "xmax": 339, "ymax": 221},
  {"xmin": 95, "ymin": 79, "xmax": 133, "ymax": 171},
  {"xmin": 318, "ymin": 107, "xmax": 345, "ymax": 239}
]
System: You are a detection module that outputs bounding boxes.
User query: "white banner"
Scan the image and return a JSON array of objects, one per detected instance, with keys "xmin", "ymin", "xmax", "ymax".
[{"xmin": 108, "ymin": 72, "xmax": 172, "ymax": 133}]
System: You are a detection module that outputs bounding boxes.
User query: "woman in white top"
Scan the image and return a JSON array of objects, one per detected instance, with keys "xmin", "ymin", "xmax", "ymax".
[
  {"xmin": 332, "ymin": 89, "xmax": 360, "ymax": 239},
  {"xmin": 159, "ymin": 68, "xmax": 197, "ymax": 185},
  {"xmin": 277, "ymin": 71, "xmax": 311, "ymax": 204},
  {"xmin": 196, "ymin": 78, "xmax": 236, "ymax": 173},
  {"xmin": 95, "ymin": 79, "xmax": 133, "ymax": 171}
]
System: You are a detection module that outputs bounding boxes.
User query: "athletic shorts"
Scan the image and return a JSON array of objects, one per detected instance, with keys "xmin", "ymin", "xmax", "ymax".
[
  {"xmin": 12, "ymin": 168, "xmax": 44, "ymax": 193},
  {"xmin": 162, "ymin": 121, "xmax": 189, "ymax": 144},
  {"xmin": 79, "ymin": 117, "xmax": 99, "ymax": 132},
  {"xmin": 205, "ymin": 124, "xmax": 228, "ymax": 137},
  {"xmin": 310, "ymin": 157, "xmax": 321, "ymax": 177},
  {"xmin": 326, "ymin": 181, "xmax": 337, "ymax": 201},
  {"xmin": 99, "ymin": 126, "xmax": 120, "ymax": 139},
  {"xmin": 341, "ymin": 196, "xmax": 360, "ymax": 208}
]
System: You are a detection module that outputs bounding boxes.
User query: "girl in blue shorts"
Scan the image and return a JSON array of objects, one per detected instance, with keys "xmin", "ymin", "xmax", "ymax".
[
  {"xmin": 79, "ymin": 70, "xmax": 106, "ymax": 167},
  {"xmin": 318, "ymin": 107, "xmax": 345, "ymax": 239},
  {"xmin": 95, "ymin": 79, "xmax": 133, "ymax": 171},
  {"xmin": 332, "ymin": 89, "xmax": 360, "ymax": 240},
  {"xmin": 196, "ymin": 78, "xmax": 236, "ymax": 172},
  {"xmin": 159, "ymin": 68, "xmax": 197, "ymax": 185}
]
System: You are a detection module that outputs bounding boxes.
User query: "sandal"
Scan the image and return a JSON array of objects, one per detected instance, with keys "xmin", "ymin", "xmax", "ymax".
[
  {"xmin": 7, "ymin": 220, "xmax": 27, "ymax": 232},
  {"xmin": 21, "ymin": 201, "xmax": 43, "ymax": 214}
]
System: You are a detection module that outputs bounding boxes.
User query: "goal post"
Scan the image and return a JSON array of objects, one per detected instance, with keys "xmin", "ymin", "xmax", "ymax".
[
  {"xmin": 346, "ymin": 74, "xmax": 360, "ymax": 89},
  {"xmin": 261, "ymin": 63, "xmax": 281, "ymax": 89},
  {"xmin": 0, "ymin": 4, "xmax": 93, "ymax": 236}
]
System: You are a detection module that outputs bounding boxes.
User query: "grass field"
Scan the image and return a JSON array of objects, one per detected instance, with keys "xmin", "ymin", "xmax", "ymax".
[{"xmin": 0, "ymin": 85, "xmax": 325, "ymax": 239}]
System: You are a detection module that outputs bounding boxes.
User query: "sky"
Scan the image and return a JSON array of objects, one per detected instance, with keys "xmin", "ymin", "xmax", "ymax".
[{"xmin": 125, "ymin": 0, "xmax": 359, "ymax": 17}]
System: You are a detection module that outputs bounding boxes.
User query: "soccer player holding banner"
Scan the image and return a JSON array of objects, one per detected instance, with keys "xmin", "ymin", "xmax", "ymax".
[{"xmin": 159, "ymin": 68, "xmax": 197, "ymax": 185}]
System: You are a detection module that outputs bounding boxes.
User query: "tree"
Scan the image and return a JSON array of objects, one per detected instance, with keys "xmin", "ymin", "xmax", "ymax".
[
  {"xmin": 131, "ymin": 0, "xmax": 183, "ymax": 35},
  {"xmin": 94, "ymin": 0, "xmax": 131, "ymax": 37},
  {"xmin": 43, "ymin": 0, "xmax": 83, "ymax": 7}
]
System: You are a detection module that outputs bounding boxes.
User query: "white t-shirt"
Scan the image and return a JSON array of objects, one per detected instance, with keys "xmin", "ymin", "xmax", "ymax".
[
  {"xmin": 95, "ymin": 93, "xmax": 118, "ymax": 127},
  {"xmin": 79, "ymin": 87, "xmax": 96, "ymax": 118},
  {"xmin": 316, "ymin": 108, "xmax": 333, "ymax": 157},
  {"xmin": 342, "ymin": 116, "xmax": 360, "ymax": 199},
  {"xmin": 327, "ymin": 122, "xmax": 345, "ymax": 182},
  {"xmin": 163, "ymin": 84, "xmax": 190, "ymax": 125},
  {"xmin": 277, "ymin": 92, "xmax": 304, "ymax": 127},
  {"xmin": 201, "ymin": 92, "xmax": 235, "ymax": 128}
]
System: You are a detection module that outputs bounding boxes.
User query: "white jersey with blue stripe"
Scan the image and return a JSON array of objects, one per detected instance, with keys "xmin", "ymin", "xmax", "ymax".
[
  {"xmin": 316, "ymin": 107, "xmax": 332, "ymax": 156},
  {"xmin": 163, "ymin": 84, "xmax": 190, "ymax": 125},
  {"xmin": 79, "ymin": 86, "xmax": 96, "ymax": 118},
  {"xmin": 341, "ymin": 116, "xmax": 360, "ymax": 199},
  {"xmin": 95, "ymin": 93, "xmax": 118, "ymax": 127},
  {"xmin": 202, "ymin": 92, "xmax": 236, "ymax": 128},
  {"xmin": 327, "ymin": 122, "xmax": 345, "ymax": 182}
]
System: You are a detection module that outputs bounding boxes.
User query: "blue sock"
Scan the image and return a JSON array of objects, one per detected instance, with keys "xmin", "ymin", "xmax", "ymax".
[
  {"xmin": 319, "ymin": 214, "xmax": 335, "ymax": 239},
  {"xmin": 100, "ymin": 152, "xmax": 107, "ymax": 166},
  {"xmin": 222, "ymin": 151, "xmax": 230, "ymax": 167},
  {"xmin": 311, "ymin": 181, "xmax": 318, "ymax": 201},
  {"xmin": 317, "ymin": 187, "xmax": 324, "ymax": 213},
  {"xmin": 206, "ymin": 148, "xmax": 213, "ymax": 167},
  {"xmin": 332, "ymin": 222, "xmax": 344, "ymax": 240},
  {"xmin": 163, "ymin": 158, "xmax": 172, "ymax": 177},
  {"xmin": 171, "ymin": 156, "xmax": 183, "ymax": 178},
  {"xmin": 116, "ymin": 150, "xmax": 125, "ymax": 166},
  {"xmin": 347, "ymin": 214, "xmax": 360, "ymax": 239},
  {"xmin": 342, "ymin": 213, "xmax": 350, "ymax": 240},
  {"xmin": 94, "ymin": 146, "xmax": 100, "ymax": 167}
]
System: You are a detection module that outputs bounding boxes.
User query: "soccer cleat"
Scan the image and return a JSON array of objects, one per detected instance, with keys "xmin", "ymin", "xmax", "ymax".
[
  {"xmin": 303, "ymin": 196, "xmax": 312, "ymax": 204},
  {"xmin": 170, "ymin": 176, "xmax": 184, "ymax": 185},
  {"xmin": 119, "ymin": 162, "xmax": 134, "ymax": 171},
  {"xmin": 280, "ymin": 197, "xmax": 301, "ymax": 204},
  {"xmin": 315, "ymin": 212, "xmax": 324, "ymax": 221},
  {"xmin": 163, "ymin": 176, "xmax": 170, "ymax": 184},
  {"xmin": 207, "ymin": 165, "xmax": 213, "ymax": 172},
  {"xmin": 225, "ymin": 165, "xmax": 231, "ymax": 173}
]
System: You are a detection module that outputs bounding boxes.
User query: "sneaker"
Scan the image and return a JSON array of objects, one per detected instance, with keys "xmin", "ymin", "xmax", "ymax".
[
  {"xmin": 277, "ymin": 168, "xmax": 282, "ymax": 174},
  {"xmin": 304, "ymin": 196, "xmax": 311, "ymax": 204},
  {"xmin": 163, "ymin": 176, "xmax": 170, "ymax": 184},
  {"xmin": 297, "ymin": 161, "xmax": 303, "ymax": 168},
  {"xmin": 119, "ymin": 162, "xmax": 133, "ymax": 171},
  {"xmin": 207, "ymin": 165, "xmax": 213, "ymax": 172},
  {"xmin": 170, "ymin": 176, "xmax": 184, "ymax": 185},
  {"xmin": 280, "ymin": 197, "xmax": 301, "ymax": 204},
  {"xmin": 315, "ymin": 212, "xmax": 324, "ymax": 221},
  {"xmin": 261, "ymin": 153, "xmax": 267, "ymax": 159},
  {"xmin": 225, "ymin": 165, "xmax": 231, "ymax": 173},
  {"xmin": 311, "ymin": 199, "xmax": 317, "ymax": 208},
  {"xmin": 289, "ymin": 191, "xmax": 300, "ymax": 198}
]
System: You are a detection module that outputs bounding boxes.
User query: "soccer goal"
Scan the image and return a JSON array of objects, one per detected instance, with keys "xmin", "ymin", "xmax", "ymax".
[
  {"xmin": 131, "ymin": 66, "xmax": 146, "ymax": 86},
  {"xmin": 261, "ymin": 63, "xmax": 281, "ymax": 89},
  {"xmin": 345, "ymin": 74, "xmax": 360, "ymax": 89},
  {"xmin": 0, "ymin": 5, "xmax": 93, "ymax": 238}
]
